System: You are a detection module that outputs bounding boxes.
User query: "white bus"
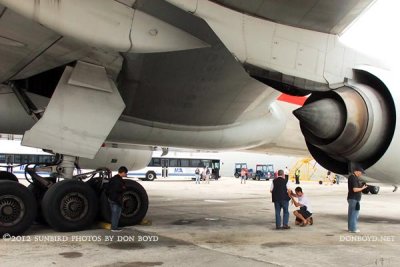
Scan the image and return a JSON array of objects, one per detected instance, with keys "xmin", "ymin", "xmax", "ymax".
[
  {"xmin": 128, "ymin": 153, "xmax": 221, "ymax": 181},
  {"xmin": 0, "ymin": 140, "xmax": 55, "ymax": 180}
]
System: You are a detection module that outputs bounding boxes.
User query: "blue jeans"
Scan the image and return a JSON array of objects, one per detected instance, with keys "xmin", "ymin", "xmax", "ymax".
[
  {"xmin": 108, "ymin": 199, "xmax": 122, "ymax": 230},
  {"xmin": 274, "ymin": 200, "xmax": 289, "ymax": 227},
  {"xmin": 195, "ymin": 174, "xmax": 200, "ymax": 184},
  {"xmin": 348, "ymin": 199, "xmax": 360, "ymax": 231},
  {"xmin": 241, "ymin": 176, "xmax": 246, "ymax": 183}
]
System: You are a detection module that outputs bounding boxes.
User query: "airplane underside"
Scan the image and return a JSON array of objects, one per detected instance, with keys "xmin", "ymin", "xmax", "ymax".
[{"xmin": 0, "ymin": 0, "xmax": 399, "ymax": 236}]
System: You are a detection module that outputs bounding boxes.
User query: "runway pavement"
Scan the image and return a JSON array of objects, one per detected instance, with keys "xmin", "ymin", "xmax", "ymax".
[{"xmin": 1, "ymin": 177, "xmax": 399, "ymax": 266}]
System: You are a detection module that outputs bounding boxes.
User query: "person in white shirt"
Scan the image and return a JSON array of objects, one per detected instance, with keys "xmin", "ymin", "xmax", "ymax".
[
  {"xmin": 284, "ymin": 167, "xmax": 289, "ymax": 182},
  {"xmin": 290, "ymin": 187, "xmax": 313, "ymax": 226}
]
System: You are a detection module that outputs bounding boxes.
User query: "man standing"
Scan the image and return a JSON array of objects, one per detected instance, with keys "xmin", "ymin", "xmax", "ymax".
[
  {"xmin": 270, "ymin": 169, "xmax": 292, "ymax": 229},
  {"xmin": 284, "ymin": 166, "xmax": 289, "ymax": 182},
  {"xmin": 195, "ymin": 167, "xmax": 200, "ymax": 184},
  {"xmin": 295, "ymin": 169, "xmax": 301, "ymax": 184},
  {"xmin": 347, "ymin": 165, "xmax": 368, "ymax": 233},
  {"xmin": 240, "ymin": 168, "xmax": 247, "ymax": 184},
  {"xmin": 107, "ymin": 166, "xmax": 127, "ymax": 232}
]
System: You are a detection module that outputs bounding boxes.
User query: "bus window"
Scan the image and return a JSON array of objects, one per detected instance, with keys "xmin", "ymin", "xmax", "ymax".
[
  {"xmin": 169, "ymin": 159, "xmax": 178, "ymax": 167},
  {"xmin": 28, "ymin": 155, "xmax": 36, "ymax": 163},
  {"xmin": 14, "ymin": 155, "xmax": 21, "ymax": 164},
  {"xmin": 0, "ymin": 154, "xmax": 5, "ymax": 163},
  {"xmin": 201, "ymin": 160, "xmax": 210, "ymax": 168},
  {"xmin": 152, "ymin": 158, "xmax": 161, "ymax": 167},
  {"xmin": 180, "ymin": 159, "xmax": 189, "ymax": 167},
  {"xmin": 190, "ymin": 159, "xmax": 201, "ymax": 167},
  {"xmin": 212, "ymin": 161, "xmax": 220, "ymax": 169},
  {"xmin": 38, "ymin": 155, "xmax": 53, "ymax": 163},
  {"xmin": 21, "ymin": 155, "xmax": 29, "ymax": 164}
]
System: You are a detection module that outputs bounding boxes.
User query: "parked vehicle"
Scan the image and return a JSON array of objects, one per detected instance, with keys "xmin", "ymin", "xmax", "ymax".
[
  {"xmin": 234, "ymin": 163, "xmax": 251, "ymax": 178},
  {"xmin": 252, "ymin": 164, "xmax": 274, "ymax": 181}
]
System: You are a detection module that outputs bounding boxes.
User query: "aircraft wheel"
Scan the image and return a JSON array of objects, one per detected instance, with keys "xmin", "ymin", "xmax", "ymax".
[
  {"xmin": 0, "ymin": 171, "xmax": 18, "ymax": 182},
  {"xmin": 145, "ymin": 171, "xmax": 156, "ymax": 181},
  {"xmin": 0, "ymin": 181, "xmax": 37, "ymax": 236},
  {"xmin": 100, "ymin": 179, "xmax": 149, "ymax": 226},
  {"xmin": 42, "ymin": 180, "xmax": 98, "ymax": 231}
]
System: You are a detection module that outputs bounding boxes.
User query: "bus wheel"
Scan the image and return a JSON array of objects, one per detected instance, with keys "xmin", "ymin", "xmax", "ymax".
[
  {"xmin": 0, "ymin": 181, "xmax": 37, "ymax": 236},
  {"xmin": 41, "ymin": 180, "xmax": 98, "ymax": 231},
  {"xmin": 145, "ymin": 171, "xmax": 156, "ymax": 181},
  {"xmin": 255, "ymin": 175, "xmax": 260, "ymax": 181},
  {"xmin": 234, "ymin": 173, "xmax": 239, "ymax": 178},
  {"xmin": 100, "ymin": 180, "xmax": 148, "ymax": 226},
  {"xmin": 0, "ymin": 171, "xmax": 18, "ymax": 182}
]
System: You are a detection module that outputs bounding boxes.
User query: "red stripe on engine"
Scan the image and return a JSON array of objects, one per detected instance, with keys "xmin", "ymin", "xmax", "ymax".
[{"xmin": 277, "ymin": 94, "xmax": 307, "ymax": 106}]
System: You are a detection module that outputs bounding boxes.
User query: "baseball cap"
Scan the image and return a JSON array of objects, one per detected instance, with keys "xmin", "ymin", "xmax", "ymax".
[{"xmin": 350, "ymin": 163, "xmax": 365, "ymax": 174}]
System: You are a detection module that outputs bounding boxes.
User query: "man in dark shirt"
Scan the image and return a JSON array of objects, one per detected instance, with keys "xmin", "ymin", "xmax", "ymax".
[
  {"xmin": 107, "ymin": 166, "xmax": 127, "ymax": 232},
  {"xmin": 270, "ymin": 169, "xmax": 292, "ymax": 229},
  {"xmin": 347, "ymin": 165, "xmax": 368, "ymax": 233}
]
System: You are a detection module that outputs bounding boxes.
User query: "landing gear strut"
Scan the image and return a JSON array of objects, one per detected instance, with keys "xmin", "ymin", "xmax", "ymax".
[{"xmin": 1, "ymin": 154, "xmax": 149, "ymax": 236}]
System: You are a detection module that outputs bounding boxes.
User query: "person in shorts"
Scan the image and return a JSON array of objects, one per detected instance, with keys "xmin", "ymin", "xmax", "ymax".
[{"xmin": 290, "ymin": 187, "xmax": 313, "ymax": 226}]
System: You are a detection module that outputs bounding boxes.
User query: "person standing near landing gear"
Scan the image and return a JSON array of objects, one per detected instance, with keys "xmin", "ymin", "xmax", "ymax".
[{"xmin": 106, "ymin": 166, "xmax": 127, "ymax": 232}]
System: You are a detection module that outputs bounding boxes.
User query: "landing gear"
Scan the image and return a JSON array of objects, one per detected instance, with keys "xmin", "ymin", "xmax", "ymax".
[
  {"xmin": 100, "ymin": 179, "xmax": 148, "ymax": 226},
  {"xmin": 41, "ymin": 180, "xmax": 98, "ymax": 231},
  {"xmin": 0, "ymin": 181, "xmax": 37, "ymax": 236},
  {"xmin": 0, "ymin": 154, "xmax": 150, "ymax": 236}
]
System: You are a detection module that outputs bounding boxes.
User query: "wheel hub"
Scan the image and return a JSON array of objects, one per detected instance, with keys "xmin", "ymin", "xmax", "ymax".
[
  {"xmin": 0, "ymin": 195, "xmax": 25, "ymax": 226},
  {"xmin": 60, "ymin": 192, "xmax": 88, "ymax": 221},
  {"xmin": 122, "ymin": 191, "xmax": 140, "ymax": 218}
]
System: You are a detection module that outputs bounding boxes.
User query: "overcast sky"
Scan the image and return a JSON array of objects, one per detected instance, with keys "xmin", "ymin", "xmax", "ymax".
[{"xmin": 340, "ymin": 0, "xmax": 400, "ymax": 70}]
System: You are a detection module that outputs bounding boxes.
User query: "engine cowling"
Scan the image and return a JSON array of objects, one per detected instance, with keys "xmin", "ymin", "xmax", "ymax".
[{"xmin": 294, "ymin": 67, "xmax": 398, "ymax": 183}]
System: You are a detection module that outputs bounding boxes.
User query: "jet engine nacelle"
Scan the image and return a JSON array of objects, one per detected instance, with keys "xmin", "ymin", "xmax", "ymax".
[
  {"xmin": 78, "ymin": 145, "xmax": 153, "ymax": 172},
  {"xmin": 294, "ymin": 66, "xmax": 399, "ymax": 184}
]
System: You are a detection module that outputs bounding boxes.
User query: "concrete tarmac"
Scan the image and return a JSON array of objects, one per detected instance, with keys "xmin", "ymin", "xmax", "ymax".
[{"xmin": 1, "ymin": 178, "xmax": 399, "ymax": 267}]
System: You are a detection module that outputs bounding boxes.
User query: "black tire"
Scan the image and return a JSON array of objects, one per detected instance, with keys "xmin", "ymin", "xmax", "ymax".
[
  {"xmin": 100, "ymin": 179, "xmax": 149, "ymax": 226},
  {"xmin": 0, "ymin": 181, "xmax": 37, "ymax": 236},
  {"xmin": 362, "ymin": 187, "xmax": 370, "ymax": 194},
  {"xmin": 370, "ymin": 186, "xmax": 380, "ymax": 194},
  {"xmin": 41, "ymin": 180, "xmax": 98, "ymax": 232},
  {"xmin": 0, "ymin": 171, "xmax": 18, "ymax": 182},
  {"xmin": 145, "ymin": 171, "xmax": 156, "ymax": 181},
  {"xmin": 27, "ymin": 183, "xmax": 47, "ymax": 224},
  {"xmin": 234, "ymin": 173, "xmax": 240, "ymax": 178},
  {"xmin": 256, "ymin": 175, "xmax": 260, "ymax": 181}
]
